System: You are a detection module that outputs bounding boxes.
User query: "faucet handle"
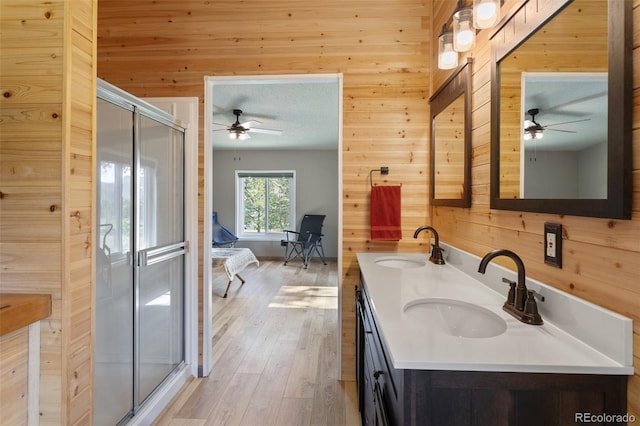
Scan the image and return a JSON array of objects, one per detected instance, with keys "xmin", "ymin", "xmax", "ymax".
[
  {"xmin": 524, "ymin": 290, "xmax": 544, "ymax": 325},
  {"xmin": 502, "ymin": 278, "xmax": 516, "ymax": 306},
  {"xmin": 528, "ymin": 289, "xmax": 545, "ymax": 302},
  {"xmin": 429, "ymin": 245, "xmax": 446, "ymax": 265}
]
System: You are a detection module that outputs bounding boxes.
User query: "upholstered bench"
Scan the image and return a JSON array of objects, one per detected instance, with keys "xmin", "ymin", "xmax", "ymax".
[{"xmin": 211, "ymin": 248, "xmax": 259, "ymax": 298}]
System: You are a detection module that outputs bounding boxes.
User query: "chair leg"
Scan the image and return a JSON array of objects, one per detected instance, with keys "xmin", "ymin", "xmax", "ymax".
[
  {"xmin": 316, "ymin": 242, "xmax": 327, "ymax": 265},
  {"xmin": 223, "ymin": 280, "xmax": 232, "ymax": 298},
  {"xmin": 303, "ymin": 249, "xmax": 310, "ymax": 269},
  {"xmin": 284, "ymin": 243, "xmax": 305, "ymax": 266},
  {"xmin": 306, "ymin": 243, "xmax": 327, "ymax": 267},
  {"xmin": 222, "ymin": 274, "xmax": 246, "ymax": 298}
]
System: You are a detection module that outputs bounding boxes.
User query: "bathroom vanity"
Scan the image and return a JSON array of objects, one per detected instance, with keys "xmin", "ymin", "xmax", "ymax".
[{"xmin": 356, "ymin": 246, "xmax": 633, "ymax": 425}]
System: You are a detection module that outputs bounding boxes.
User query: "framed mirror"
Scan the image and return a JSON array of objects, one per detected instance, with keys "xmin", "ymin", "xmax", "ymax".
[
  {"xmin": 430, "ymin": 58, "xmax": 472, "ymax": 207},
  {"xmin": 490, "ymin": 0, "xmax": 632, "ymax": 219}
]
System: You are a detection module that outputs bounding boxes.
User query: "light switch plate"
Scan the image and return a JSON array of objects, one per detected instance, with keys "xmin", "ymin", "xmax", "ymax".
[{"xmin": 544, "ymin": 222, "xmax": 562, "ymax": 268}]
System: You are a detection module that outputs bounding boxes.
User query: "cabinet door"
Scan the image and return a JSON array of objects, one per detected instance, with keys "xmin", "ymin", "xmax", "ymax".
[
  {"xmin": 374, "ymin": 381, "xmax": 391, "ymax": 426},
  {"xmin": 362, "ymin": 343, "xmax": 376, "ymax": 425},
  {"xmin": 356, "ymin": 288, "xmax": 365, "ymax": 414}
]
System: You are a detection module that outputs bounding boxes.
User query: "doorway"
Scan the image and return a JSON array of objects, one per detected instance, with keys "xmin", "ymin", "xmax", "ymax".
[{"xmin": 202, "ymin": 74, "xmax": 344, "ymax": 376}]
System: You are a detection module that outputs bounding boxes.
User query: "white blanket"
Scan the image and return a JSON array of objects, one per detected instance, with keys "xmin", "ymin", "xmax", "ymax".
[{"xmin": 211, "ymin": 248, "xmax": 259, "ymax": 281}]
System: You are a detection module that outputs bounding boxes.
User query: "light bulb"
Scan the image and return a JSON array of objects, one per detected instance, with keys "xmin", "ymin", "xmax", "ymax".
[
  {"xmin": 438, "ymin": 26, "xmax": 458, "ymax": 70},
  {"xmin": 438, "ymin": 31, "xmax": 458, "ymax": 70},
  {"xmin": 441, "ymin": 49, "xmax": 458, "ymax": 67},
  {"xmin": 453, "ymin": 8, "xmax": 475, "ymax": 52},
  {"xmin": 456, "ymin": 22, "xmax": 475, "ymax": 51},
  {"xmin": 474, "ymin": 0, "xmax": 499, "ymax": 29},
  {"xmin": 229, "ymin": 131, "xmax": 248, "ymax": 140}
]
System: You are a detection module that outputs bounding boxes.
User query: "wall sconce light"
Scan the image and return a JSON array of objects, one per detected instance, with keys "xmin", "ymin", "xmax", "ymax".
[
  {"xmin": 453, "ymin": 7, "xmax": 475, "ymax": 52},
  {"xmin": 438, "ymin": 25, "xmax": 459, "ymax": 70},
  {"xmin": 473, "ymin": 0, "xmax": 500, "ymax": 29},
  {"xmin": 437, "ymin": 0, "xmax": 502, "ymax": 70}
]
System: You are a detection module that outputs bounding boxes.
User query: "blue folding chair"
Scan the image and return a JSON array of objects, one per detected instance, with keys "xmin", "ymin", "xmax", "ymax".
[{"xmin": 212, "ymin": 212, "xmax": 239, "ymax": 248}]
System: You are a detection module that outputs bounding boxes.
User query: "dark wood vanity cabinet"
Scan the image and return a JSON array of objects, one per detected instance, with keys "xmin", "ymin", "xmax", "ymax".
[
  {"xmin": 356, "ymin": 283, "xmax": 628, "ymax": 426},
  {"xmin": 356, "ymin": 285, "xmax": 396, "ymax": 425}
]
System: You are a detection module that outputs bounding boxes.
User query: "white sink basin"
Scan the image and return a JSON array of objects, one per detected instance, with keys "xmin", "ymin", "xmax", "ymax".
[
  {"xmin": 403, "ymin": 298, "xmax": 507, "ymax": 338},
  {"xmin": 374, "ymin": 256, "xmax": 426, "ymax": 269}
]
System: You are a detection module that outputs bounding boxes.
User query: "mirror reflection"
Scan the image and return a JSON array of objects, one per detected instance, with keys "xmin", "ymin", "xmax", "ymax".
[
  {"xmin": 498, "ymin": 0, "xmax": 608, "ymax": 200},
  {"xmin": 433, "ymin": 94, "xmax": 466, "ymax": 199},
  {"xmin": 521, "ymin": 73, "xmax": 607, "ymax": 199},
  {"xmin": 430, "ymin": 58, "xmax": 472, "ymax": 207}
]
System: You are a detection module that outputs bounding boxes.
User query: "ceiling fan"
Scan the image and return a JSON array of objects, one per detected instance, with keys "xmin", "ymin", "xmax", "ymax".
[
  {"xmin": 523, "ymin": 108, "xmax": 590, "ymax": 140},
  {"xmin": 213, "ymin": 109, "xmax": 282, "ymax": 140}
]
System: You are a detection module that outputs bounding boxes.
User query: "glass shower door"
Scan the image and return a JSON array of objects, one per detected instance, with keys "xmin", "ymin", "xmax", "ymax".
[
  {"xmin": 95, "ymin": 84, "xmax": 186, "ymax": 425},
  {"xmin": 136, "ymin": 114, "xmax": 186, "ymax": 403},
  {"xmin": 95, "ymin": 98, "xmax": 135, "ymax": 425}
]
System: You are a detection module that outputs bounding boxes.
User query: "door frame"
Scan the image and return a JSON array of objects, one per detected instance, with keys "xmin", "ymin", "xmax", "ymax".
[{"xmin": 202, "ymin": 73, "xmax": 344, "ymax": 377}]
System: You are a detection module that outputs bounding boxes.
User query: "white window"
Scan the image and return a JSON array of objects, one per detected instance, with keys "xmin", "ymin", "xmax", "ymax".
[
  {"xmin": 235, "ymin": 171, "xmax": 295, "ymax": 240},
  {"xmin": 99, "ymin": 155, "xmax": 158, "ymax": 261}
]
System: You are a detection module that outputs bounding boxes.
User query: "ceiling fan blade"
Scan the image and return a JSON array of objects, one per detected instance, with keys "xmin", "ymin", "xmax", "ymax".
[
  {"xmin": 248, "ymin": 128, "xmax": 283, "ymax": 136},
  {"xmin": 546, "ymin": 129, "xmax": 577, "ymax": 134},
  {"xmin": 543, "ymin": 118, "xmax": 590, "ymax": 128},
  {"xmin": 546, "ymin": 92, "xmax": 607, "ymax": 112},
  {"xmin": 240, "ymin": 120, "xmax": 262, "ymax": 128}
]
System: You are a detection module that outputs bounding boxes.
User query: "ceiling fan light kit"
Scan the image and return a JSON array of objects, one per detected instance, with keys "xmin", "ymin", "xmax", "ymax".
[
  {"xmin": 214, "ymin": 108, "xmax": 283, "ymax": 141},
  {"xmin": 229, "ymin": 130, "xmax": 249, "ymax": 140},
  {"xmin": 523, "ymin": 107, "xmax": 590, "ymax": 141}
]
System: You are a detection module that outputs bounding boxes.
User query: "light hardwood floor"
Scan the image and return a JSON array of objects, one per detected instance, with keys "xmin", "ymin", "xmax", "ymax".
[{"xmin": 153, "ymin": 259, "xmax": 360, "ymax": 426}]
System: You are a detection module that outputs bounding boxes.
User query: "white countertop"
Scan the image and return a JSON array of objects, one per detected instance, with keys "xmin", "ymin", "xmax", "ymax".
[{"xmin": 357, "ymin": 250, "xmax": 634, "ymax": 375}]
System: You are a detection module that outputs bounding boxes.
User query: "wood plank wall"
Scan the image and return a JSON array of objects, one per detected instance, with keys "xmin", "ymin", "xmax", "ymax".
[
  {"xmin": 0, "ymin": 0, "xmax": 97, "ymax": 424},
  {"xmin": 0, "ymin": 329, "xmax": 29, "ymax": 424},
  {"xmin": 432, "ymin": 0, "xmax": 640, "ymax": 418},
  {"xmin": 32, "ymin": 0, "xmax": 632, "ymax": 419},
  {"xmin": 97, "ymin": 0, "xmax": 433, "ymax": 378}
]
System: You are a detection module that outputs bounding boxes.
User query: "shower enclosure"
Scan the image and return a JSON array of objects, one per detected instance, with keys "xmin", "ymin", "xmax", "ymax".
[{"xmin": 95, "ymin": 80, "xmax": 187, "ymax": 425}]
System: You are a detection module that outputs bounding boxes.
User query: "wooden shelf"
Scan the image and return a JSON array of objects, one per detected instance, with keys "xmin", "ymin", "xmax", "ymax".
[{"xmin": 0, "ymin": 293, "xmax": 52, "ymax": 336}]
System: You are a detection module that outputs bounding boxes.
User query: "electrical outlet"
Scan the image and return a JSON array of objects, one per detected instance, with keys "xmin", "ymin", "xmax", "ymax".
[{"xmin": 544, "ymin": 222, "xmax": 562, "ymax": 268}]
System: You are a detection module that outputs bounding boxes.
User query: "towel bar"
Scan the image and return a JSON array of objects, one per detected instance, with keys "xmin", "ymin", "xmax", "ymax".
[{"xmin": 369, "ymin": 167, "xmax": 401, "ymax": 187}]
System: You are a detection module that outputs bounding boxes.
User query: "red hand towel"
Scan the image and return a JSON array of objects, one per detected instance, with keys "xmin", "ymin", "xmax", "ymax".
[{"xmin": 370, "ymin": 185, "xmax": 402, "ymax": 241}]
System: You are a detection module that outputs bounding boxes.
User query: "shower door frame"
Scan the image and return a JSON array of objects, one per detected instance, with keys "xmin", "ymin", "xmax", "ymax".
[{"xmin": 96, "ymin": 79, "xmax": 198, "ymax": 425}]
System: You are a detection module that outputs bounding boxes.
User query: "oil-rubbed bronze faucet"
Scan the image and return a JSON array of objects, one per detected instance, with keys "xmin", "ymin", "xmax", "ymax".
[
  {"xmin": 477, "ymin": 249, "xmax": 543, "ymax": 325},
  {"xmin": 413, "ymin": 226, "xmax": 445, "ymax": 265}
]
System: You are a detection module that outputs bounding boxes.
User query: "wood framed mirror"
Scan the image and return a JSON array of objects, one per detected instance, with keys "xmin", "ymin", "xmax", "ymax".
[
  {"xmin": 430, "ymin": 57, "xmax": 472, "ymax": 207},
  {"xmin": 490, "ymin": 0, "xmax": 632, "ymax": 219}
]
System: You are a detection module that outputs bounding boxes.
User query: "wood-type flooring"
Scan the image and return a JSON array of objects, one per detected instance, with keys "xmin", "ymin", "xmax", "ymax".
[{"xmin": 153, "ymin": 258, "xmax": 359, "ymax": 426}]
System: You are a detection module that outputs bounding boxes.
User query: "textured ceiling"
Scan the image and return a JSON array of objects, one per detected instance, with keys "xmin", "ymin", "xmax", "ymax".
[
  {"xmin": 208, "ymin": 76, "xmax": 340, "ymax": 150},
  {"xmin": 523, "ymin": 73, "xmax": 607, "ymax": 151}
]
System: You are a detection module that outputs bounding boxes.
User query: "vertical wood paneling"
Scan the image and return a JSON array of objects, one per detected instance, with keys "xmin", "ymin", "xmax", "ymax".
[
  {"xmin": 0, "ymin": 1, "xmax": 65, "ymax": 423},
  {"xmin": 0, "ymin": 0, "xmax": 96, "ymax": 424},
  {"xmin": 64, "ymin": 1, "xmax": 96, "ymax": 424},
  {"xmin": 0, "ymin": 329, "xmax": 29, "ymax": 425}
]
